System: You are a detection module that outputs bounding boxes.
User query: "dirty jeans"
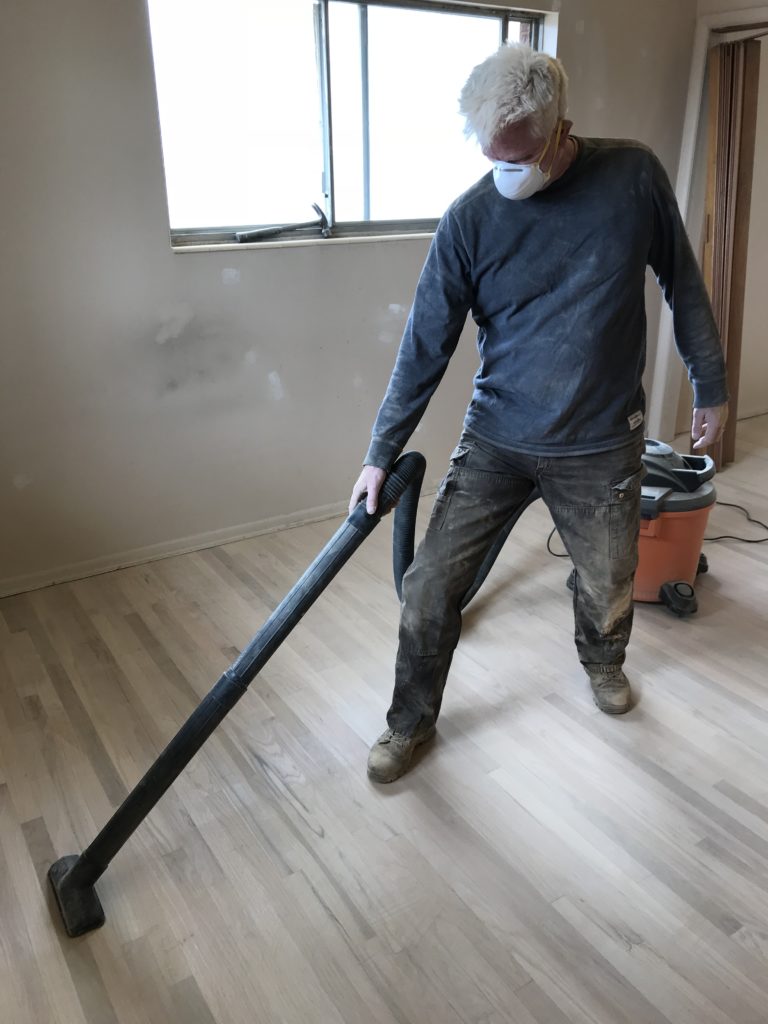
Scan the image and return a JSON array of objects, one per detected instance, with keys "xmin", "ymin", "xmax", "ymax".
[{"xmin": 387, "ymin": 432, "xmax": 646, "ymax": 735}]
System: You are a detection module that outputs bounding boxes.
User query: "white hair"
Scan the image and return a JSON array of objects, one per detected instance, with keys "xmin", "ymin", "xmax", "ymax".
[{"xmin": 459, "ymin": 44, "xmax": 569, "ymax": 148}]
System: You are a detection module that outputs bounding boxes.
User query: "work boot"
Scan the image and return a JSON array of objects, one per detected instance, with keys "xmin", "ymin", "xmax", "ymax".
[
  {"xmin": 587, "ymin": 668, "xmax": 631, "ymax": 714},
  {"xmin": 367, "ymin": 725, "xmax": 436, "ymax": 783}
]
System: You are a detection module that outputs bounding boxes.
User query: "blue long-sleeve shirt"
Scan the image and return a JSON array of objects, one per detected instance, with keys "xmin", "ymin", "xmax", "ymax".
[{"xmin": 364, "ymin": 137, "xmax": 728, "ymax": 470}]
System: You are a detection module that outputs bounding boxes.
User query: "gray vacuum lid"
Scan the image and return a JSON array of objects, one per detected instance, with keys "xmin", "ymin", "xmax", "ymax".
[{"xmin": 641, "ymin": 438, "xmax": 716, "ymax": 516}]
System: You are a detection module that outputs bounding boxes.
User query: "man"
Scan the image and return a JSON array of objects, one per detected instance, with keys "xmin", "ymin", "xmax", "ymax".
[{"xmin": 348, "ymin": 44, "xmax": 728, "ymax": 784}]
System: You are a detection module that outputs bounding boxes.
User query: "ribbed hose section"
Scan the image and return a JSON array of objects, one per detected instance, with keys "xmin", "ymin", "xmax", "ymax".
[
  {"xmin": 390, "ymin": 453, "xmax": 427, "ymax": 601},
  {"xmin": 390, "ymin": 459, "xmax": 539, "ymax": 608},
  {"xmin": 377, "ymin": 450, "xmax": 427, "ymax": 516}
]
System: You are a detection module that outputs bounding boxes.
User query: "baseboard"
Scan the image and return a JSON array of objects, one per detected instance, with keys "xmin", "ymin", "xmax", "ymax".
[
  {"xmin": 0, "ymin": 500, "xmax": 350, "ymax": 599},
  {"xmin": 0, "ymin": 485, "xmax": 440, "ymax": 600}
]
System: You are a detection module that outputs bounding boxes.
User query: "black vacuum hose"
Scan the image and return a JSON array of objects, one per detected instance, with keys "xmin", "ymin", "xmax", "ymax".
[
  {"xmin": 392, "ymin": 454, "xmax": 427, "ymax": 600},
  {"xmin": 49, "ymin": 450, "xmax": 427, "ymax": 937},
  {"xmin": 391, "ymin": 463, "xmax": 539, "ymax": 608},
  {"xmin": 48, "ymin": 449, "xmax": 536, "ymax": 937}
]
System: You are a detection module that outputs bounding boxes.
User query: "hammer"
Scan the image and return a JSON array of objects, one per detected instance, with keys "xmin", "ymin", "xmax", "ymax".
[{"xmin": 236, "ymin": 203, "xmax": 330, "ymax": 242}]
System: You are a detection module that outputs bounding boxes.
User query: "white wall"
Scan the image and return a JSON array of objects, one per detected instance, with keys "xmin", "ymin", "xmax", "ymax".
[{"xmin": 0, "ymin": 0, "xmax": 699, "ymax": 594}]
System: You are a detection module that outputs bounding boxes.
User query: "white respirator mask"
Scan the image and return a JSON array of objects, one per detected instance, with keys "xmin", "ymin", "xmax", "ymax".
[{"xmin": 492, "ymin": 120, "xmax": 564, "ymax": 201}]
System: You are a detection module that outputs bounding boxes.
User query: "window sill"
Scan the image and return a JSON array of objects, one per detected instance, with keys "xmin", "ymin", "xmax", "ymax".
[{"xmin": 171, "ymin": 231, "xmax": 435, "ymax": 253}]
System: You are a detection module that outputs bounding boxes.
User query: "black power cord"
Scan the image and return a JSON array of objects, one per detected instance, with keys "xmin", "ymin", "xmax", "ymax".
[
  {"xmin": 546, "ymin": 526, "xmax": 570, "ymax": 557},
  {"xmin": 705, "ymin": 500, "xmax": 768, "ymax": 543}
]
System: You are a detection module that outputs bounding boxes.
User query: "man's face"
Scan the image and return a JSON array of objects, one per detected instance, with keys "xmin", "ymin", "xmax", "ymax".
[{"xmin": 482, "ymin": 118, "xmax": 549, "ymax": 165}]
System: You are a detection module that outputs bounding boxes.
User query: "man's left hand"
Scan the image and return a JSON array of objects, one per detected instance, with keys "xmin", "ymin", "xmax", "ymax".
[{"xmin": 691, "ymin": 403, "xmax": 729, "ymax": 450}]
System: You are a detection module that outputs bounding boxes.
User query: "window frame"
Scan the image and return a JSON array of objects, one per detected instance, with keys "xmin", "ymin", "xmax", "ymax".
[{"xmin": 167, "ymin": 0, "xmax": 542, "ymax": 248}]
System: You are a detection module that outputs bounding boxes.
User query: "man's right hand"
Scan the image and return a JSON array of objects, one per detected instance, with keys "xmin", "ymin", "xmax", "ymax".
[{"xmin": 349, "ymin": 465, "xmax": 387, "ymax": 515}]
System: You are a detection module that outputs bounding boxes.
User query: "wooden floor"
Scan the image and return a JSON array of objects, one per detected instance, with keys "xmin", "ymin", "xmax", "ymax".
[{"xmin": 2, "ymin": 415, "xmax": 768, "ymax": 1024}]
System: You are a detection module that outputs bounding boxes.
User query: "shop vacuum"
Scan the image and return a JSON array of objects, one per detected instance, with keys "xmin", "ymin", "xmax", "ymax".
[
  {"xmin": 634, "ymin": 438, "xmax": 716, "ymax": 616},
  {"xmin": 567, "ymin": 438, "xmax": 716, "ymax": 616}
]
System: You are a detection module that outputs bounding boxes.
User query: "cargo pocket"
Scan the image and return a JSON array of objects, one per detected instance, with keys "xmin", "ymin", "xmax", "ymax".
[
  {"xmin": 449, "ymin": 442, "xmax": 472, "ymax": 464},
  {"xmin": 429, "ymin": 475, "xmax": 455, "ymax": 531},
  {"xmin": 428, "ymin": 445, "xmax": 471, "ymax": 532},
  {"xmin": 609, "ymin": 468, "xmax": 643, "ymax": 559}
]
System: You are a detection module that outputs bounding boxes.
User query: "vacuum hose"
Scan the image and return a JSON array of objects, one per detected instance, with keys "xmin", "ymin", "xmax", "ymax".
[
  {"xmin": 49, "ymin": 451, "xmax": 427, "ymax": 937},
  {"xmin": 48, "ymin": 450, "xmax": 537, "ymax": 937},
  {"xmin": 391, "ymin": 458, "xmax": 539, "ymax": 608}
]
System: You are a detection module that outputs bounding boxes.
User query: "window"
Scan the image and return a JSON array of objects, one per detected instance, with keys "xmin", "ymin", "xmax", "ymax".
[{"xmin": 146, "ymin": 1, "xmax": 541, "ymax": 245}]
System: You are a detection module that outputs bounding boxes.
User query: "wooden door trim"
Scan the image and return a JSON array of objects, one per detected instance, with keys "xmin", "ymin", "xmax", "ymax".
[{"xmin": 646, "ymin": 6, "xmax": 768, "ymax": 444}]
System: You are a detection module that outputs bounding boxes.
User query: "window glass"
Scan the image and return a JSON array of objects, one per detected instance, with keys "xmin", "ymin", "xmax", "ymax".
[
  {"xmin": 331, "ymin": 3, "xmax": 509, "ymax": 220},
  {"xmin": 146, "ymin": 1, "xmax": 538, "ymax": 238},
  {"xmin": 147, "ymin": 0, "xmax": 323, "ymax": 229}
]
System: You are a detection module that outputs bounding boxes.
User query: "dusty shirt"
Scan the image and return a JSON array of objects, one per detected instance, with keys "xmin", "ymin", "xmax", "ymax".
[{"xmin": 364, "ymin": 137, "xmax": 728, "ymax": 470}]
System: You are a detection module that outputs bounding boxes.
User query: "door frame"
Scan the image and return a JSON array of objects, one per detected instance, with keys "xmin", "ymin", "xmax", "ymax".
[{"xmin": 646, "ymin": 4, "xmax": 768, "ymax": 443}]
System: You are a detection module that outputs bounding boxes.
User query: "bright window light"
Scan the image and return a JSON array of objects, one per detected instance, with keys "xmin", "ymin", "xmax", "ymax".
[
  {"xmin": 145, "ymin": 1, "xmax": 539, "ymax": 239},
  {"xmin": 147, "ymin": 0, "xmax": 324, "ymax": 229}
]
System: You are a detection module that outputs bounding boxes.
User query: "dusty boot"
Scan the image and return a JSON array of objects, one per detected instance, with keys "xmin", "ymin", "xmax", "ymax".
[
  {"xmin": 587, "ymin": 668, "xmax": 631, "ymax": 714},
  {"xmin": 367, "ymin": 726, "xmax": 437, "ymax": 783}
]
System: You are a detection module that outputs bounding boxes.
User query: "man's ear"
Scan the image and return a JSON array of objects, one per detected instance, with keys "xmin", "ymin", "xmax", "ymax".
[{"xmin": 561, "ymin": 118, "xmax": 574, "ymax": 138}]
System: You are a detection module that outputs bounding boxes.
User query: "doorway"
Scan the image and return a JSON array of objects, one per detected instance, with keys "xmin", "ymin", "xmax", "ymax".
[{"xmin": 648, "ymin": 7, "xmax": 768, "ymax": 465}]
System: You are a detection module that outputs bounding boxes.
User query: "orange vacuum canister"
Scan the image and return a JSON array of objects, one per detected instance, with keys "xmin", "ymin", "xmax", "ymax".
[{"xmin": 634, "ymin": 439, "xmax": 716, "ymax": 615}]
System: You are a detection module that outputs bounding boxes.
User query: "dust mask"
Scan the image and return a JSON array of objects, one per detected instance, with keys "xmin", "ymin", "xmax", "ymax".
[{"xmin": 492, "ymin": 120, "xmax": 564, "ymax": 201}]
